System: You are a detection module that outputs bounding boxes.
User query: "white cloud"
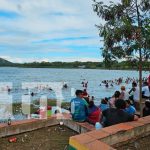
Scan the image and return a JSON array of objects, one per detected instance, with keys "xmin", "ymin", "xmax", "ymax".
[
  {"xmin": 1, "ymin": 55, "xmax": 102, "ymax": 63},
  {"xmin": 0, "ymin": 0, "xmax": 100, "ymax": 36},
  {"xmin": 0, "ymin": 0, "xmax": 119, "ymax": 62}
]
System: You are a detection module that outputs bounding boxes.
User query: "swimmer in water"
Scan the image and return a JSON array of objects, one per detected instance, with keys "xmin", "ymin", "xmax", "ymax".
[
  {"xmin": 63, "ymin": 84, "xmax": 68, "ymax": 89},
  {"xmin": 31, "ymin": 92, "xmax": 34, "ymax": 97},
  {"xmin": 105, "ymin": 83, "xmax": 109, "ymax": 88}
]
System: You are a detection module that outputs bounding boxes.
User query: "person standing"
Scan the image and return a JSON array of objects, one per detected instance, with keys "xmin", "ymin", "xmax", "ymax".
[
  {"xmin": 148, "ymin": 75, "xmax": 150, "ymax": 90},
  {"xmin": 142, "ymin": 82, "xmax": 150, "ymax": 99},
  {"xmin": 129, "ymin": 82, "xmax": 140, "ymax": 110},
  {"xmin": 119, "ymin": 86, "xmax": 129, "ymax": 101},
  {"xmin": 143, "ymin": 100, "xmax": 150, "ymax": 117}
]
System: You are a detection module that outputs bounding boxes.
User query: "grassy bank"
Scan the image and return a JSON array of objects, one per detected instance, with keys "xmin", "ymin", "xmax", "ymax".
[{"xmin": 12, "ymin": 99, "xmax": 70, "ymax": 115}]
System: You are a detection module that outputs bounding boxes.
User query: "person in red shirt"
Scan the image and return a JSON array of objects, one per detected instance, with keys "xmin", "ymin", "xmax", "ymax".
[{"xmin": 87, "ymin": 100, "xmax": 102, "ymax": 125}]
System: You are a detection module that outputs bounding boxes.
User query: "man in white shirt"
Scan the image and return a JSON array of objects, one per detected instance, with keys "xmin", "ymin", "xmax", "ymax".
[
  {"xmin": 130, "ymin": 82, "xmax": 140, "ymax": 101},
  {"xmin": 142, "ymin": 82, "xmax": 150, "ymax": 99},
  {"xmin": 129, "ymin": 82, "xmax": 140, "ymax": 110}
]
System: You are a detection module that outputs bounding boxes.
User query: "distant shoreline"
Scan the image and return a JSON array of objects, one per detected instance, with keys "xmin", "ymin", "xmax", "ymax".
[
  {"xmin": 0, "ymin": 57, "xmax": 149, "ymax": 71},
  {"xmin": 0, "ymin": 66, "xmax": 149, "ymax": 71}
]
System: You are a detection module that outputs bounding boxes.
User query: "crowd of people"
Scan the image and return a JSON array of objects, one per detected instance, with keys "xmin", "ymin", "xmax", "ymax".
[
  {"xmin": 100, "ymin": 76, "xmax": 149, "ymax": 88},
  {"xmin": 70, "ymin": 75, "xmax": 150, "ymax": 127}
]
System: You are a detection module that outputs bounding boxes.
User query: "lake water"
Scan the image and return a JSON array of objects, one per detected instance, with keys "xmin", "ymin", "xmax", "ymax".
[{"xmin": 0, "ymin": 67, "xmax": 149, "ymax": 105}]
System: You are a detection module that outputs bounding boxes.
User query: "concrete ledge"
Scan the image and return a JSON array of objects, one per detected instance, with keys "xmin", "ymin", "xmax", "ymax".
[
  {"xmin": 69, "ymin": 116, "xmax": 150, "ymax": 150},
  {"xmin": 0, "ymin": 116, "xmax": 59, "ymax": 138},
  {"xmin": 0, "ymin": 113, "xmax": 95, "ymax": 138},
  {"xmin": 64, "ymin": 120, "xmax": 95, "ymax": 134}
]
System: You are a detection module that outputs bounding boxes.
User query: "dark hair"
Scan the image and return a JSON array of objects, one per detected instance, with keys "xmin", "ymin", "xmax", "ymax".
[
  {"xmin": 115, "ymin": 99, "xmax": 126, "ymax": 109},
  {"xmin": 83, "ymin": 89, "xmax": 87, "ymax": 92},
  {"xmin": 55, "ymin": 109, "xmax": 60, "ymax": 114},
  {"xmin": 114, "ymin": 91, "xmax": 121, "ymax": 98},
  {"xmin": 125, "ymin": 100, "xmax": 131, "ymax": 105},
  {"xmin": 91, "ymin": 96, "xmax": 94, "ymax": 99},
  {"xmin": 105, "ymin": 97, "xmax": 109, "ymax": 101},
  {"xmin": 145, "ymin": 101, "xmax": 150, "ymax": 108},
  {"xmin": 143, "ymin": 82, "xmax": 148, "ymax": 86},
  {"xmin": 89, "ymin": 100, "xmax": 94, "ymax": 108},
  {"xmin": 132, "ymin": 82, "xmax": 137, "ymax": 87},
  {"xmin": 101, "ymin": 98, "xmax": 108, "ymax": 104},
  {"xmin": 75, "ymin": 90, "xmax": 83, "ymax": 96}
]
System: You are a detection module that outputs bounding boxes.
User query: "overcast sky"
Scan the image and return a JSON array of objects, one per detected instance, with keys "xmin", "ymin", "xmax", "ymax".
[{"xmin": 0, "ymin": 0, "xmax": 119, "ymax": 63}]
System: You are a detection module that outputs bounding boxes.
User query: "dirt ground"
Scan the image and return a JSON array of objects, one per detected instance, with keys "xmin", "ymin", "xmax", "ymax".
[
  {"xmin": 0, "ymin": 125, "xmax": 77, "ymax": 150},
  {"xmin": 116, "ymin": 135, "xmax": 150, "ymax": 150}
]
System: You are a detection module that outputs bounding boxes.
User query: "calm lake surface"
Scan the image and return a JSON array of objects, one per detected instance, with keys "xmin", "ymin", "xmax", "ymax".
[{"xmin": 0, "ymin": 67, "xmax": 149, "ymax": 105}]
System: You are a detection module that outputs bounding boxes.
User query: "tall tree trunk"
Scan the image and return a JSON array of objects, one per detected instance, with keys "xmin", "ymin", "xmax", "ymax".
[
  {"xmin": 135, "ymin": 0, "xmax": 143, "ymax": 117},
  {"xmin": 139, "ymin": 50, "xmax": 143, "ymax": 117}
]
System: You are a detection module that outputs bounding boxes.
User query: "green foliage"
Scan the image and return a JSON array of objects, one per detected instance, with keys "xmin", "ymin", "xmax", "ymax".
[{"xmin": 93, "ymin": 0, "xmax": 150, "ymax": 66}]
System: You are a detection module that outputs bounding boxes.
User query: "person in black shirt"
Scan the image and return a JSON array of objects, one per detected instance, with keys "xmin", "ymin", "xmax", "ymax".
[
  {"xmin": 143, "ymin": 100, "xmax": 150, "ymax": 117},
  {"xmin": 102, "ymin": 99, "xmax": 138, "ymax": 127}
]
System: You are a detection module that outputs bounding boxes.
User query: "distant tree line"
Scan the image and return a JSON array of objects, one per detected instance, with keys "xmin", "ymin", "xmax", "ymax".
[
  {"xmin": 0, "ymin": 58, "xmax": 149, "ymax": 70},
  {"xmin": 14, "ymin": 61, "xmax": 150, "ymax": 70}
]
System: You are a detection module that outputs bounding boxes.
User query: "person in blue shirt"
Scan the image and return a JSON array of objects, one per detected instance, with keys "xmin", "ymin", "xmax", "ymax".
[
  {"xmin": 71, "ymin": 90, "xmax": 88, "ymax": 122},
  {"xmin": 125, "ymin": 100, "xmax": 136, "ymax": 115},
  {"xmin": 99, "ymin": 98, "xmax": 109, "ymax": 112}
]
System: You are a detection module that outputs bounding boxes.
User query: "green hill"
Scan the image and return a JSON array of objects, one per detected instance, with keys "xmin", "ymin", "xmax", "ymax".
[{"xmin": 0, "ymin": 58, "xmax": 14, "ymax": 66}]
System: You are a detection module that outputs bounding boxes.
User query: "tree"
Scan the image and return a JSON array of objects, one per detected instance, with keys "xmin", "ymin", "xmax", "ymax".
[{"xmin": 93, "ymin": 0, "xmax": 150, "ymax": 116}]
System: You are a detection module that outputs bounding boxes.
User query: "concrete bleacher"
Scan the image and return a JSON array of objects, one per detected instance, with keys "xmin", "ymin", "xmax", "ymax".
[
  {"xmin": 0, "ymin": 113, "xmax": 95, "ymax": 138},
  {"xmin": 1, "ymin": 113, "xmax": 150, "ymax": 150},
  {"xmin": 69, "ymin": 116, "xmax": 150, "ymax": 150}
]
